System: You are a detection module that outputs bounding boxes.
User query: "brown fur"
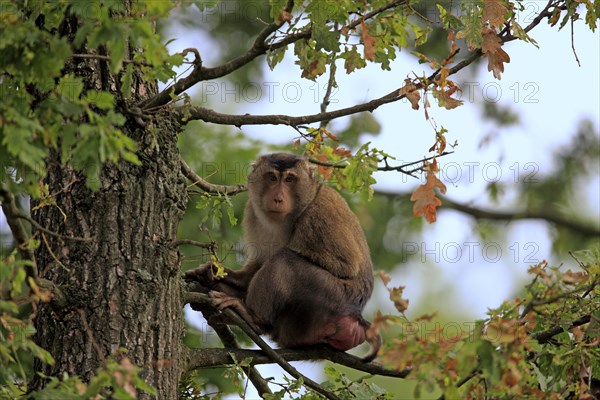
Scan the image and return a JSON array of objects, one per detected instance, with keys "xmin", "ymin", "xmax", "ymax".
[{"xmin": 186, "ymin": 153, "xmax": 381, "ymax": 361}]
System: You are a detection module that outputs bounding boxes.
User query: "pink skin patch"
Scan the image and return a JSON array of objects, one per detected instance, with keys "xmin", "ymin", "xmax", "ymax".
[{"xmin": 325, "ymin": 315, "xmax": 366, "ymax": 351}]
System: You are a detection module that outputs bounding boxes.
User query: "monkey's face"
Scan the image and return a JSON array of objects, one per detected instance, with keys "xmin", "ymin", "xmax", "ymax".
[
  {"xmin": 259, "ymin": 169, "xmax": 298, "ymax": 221},
  {"xmin": 248, "ymin": 154, "xmax": 318, "ymax": 222}
]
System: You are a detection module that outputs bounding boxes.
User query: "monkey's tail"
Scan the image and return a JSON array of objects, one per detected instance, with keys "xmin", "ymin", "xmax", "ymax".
[{"xmin": 359, "ymin": 317, "xmax": 382, "ymax": 362}]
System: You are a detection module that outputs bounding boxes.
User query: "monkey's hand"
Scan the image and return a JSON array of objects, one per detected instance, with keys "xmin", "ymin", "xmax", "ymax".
[
  {"xmin": 183, "ymin": 261, "xmax": 218, "ymax": 286},
  {"xmin": 209, "ymin": 291, "xmax": 264, "ymax": 334}
]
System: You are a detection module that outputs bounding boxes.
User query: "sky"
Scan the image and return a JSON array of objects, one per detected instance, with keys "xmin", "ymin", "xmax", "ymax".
[{"xmin": 168, "ymin": 5, "xmax": 599, "ymax": 397}]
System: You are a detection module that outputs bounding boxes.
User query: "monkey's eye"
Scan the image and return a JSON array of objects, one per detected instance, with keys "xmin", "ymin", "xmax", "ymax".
[
  {"xmin": 285, "ymin": 175, "xmax": 296, "ymax": 183},
  {"xmin": 268, "ymin": 173, "xmax": 278, "ymax": 182}
]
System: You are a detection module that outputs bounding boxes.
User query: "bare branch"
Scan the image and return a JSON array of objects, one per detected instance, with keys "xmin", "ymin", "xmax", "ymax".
[
  {"xmin": 439, "ymin": 196, "xmax": 600, "ymax": 237},
  {"xmin": 375, "ymin": 190, "xmax": 600, "ymax": 237},
  {"xmin": 186, "ymin": 347, "xmax": 411, "ymax": 379},
  {"xmin": 174, "ymin": 86, "xmax": 406, "ymax": 127},
  {"xmin": 181, "ymin": 159, "xmax": 246, "ymax": 195},
  {"xmin": 171, "ymin": 239, "xmax": 216, "ymax": 249}
]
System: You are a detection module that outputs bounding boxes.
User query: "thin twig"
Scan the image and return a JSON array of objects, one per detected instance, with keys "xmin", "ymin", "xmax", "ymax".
[
  {"xmin": 180, "ymin": 159, "xmax": 246, "ymax": 196},
  {"xmin": 71, "ymin": 53, "xmax": 151, "ymax": 67},
  {"xmin": 16, "ymin": 214, "xmax": 92, "ymax": 242},
  {"xmin": 570, "ymin": 18, "xmax": 581, "ymax": 67},
  {"xmin": 171, "ymin": 239, "xmax": 216, "ymax": 249},
  {"xmin": 319, "ymin": 29, "xmax": 338, "ymax": 129}
]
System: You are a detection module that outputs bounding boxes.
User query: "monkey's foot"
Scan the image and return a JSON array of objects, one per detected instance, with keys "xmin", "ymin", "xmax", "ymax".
[
  {"xmin": 208, "ymin": 291, "xmax": 264, "ymax": 334},
  {"xmin": 208, "ymin": 290, "xmax": 243, "ymax": 310}
]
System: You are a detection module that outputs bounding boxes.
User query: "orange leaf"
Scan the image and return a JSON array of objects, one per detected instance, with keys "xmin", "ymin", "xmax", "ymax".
[
  {"xmin": 333, "ymin": 146, "xmax": 352, "ymax": 158},
  {"xmin": 483, "ymin": 0, "xmax": 509, "ymax": 29},
  {"xmin": 398, "ymin": 79, "xmax": 420, "ymax": 110},
  {"xmin": 433, "ymin": 87, "xmax": 463, "ymax": 110},
  {"xmin": 377, "ymin": 270, "xmax": 392, "ymax": 286},
  {"xmin": 410, "ymin": 171, "xmax": 447, "ymax": 223},
  {"xmin": 390, "ymin": 286, "xmax": 409, "ymax": 313},
  {"xmin": 323, "ymin": 129, "xmax": 340, "ymax": 142},
  {"xmin": 360, "ymin": 21, "xmax": 376, "ymax": 61},
  {"xmin": 316, "ymin": 153, "xmax": 333, "ymax": 179},
  {"xmin": 482, "ymin": 29, "xmax": 510, "ymax": 80}
]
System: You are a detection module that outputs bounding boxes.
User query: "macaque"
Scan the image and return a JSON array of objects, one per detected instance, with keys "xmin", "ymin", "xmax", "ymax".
[{"xmin": 186, "ymin": 153, "xmax": 381, "ymax": 361}]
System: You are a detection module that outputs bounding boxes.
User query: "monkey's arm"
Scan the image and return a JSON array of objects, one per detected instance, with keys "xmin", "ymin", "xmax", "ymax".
[{"xmin": 184, "ymin": 261, "xmax": 262, "ymax": 294}]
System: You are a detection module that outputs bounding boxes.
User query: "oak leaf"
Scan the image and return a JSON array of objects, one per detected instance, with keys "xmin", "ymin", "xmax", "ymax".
[
  {"xmin": 483, "ymin": 0, "xmax": 509, "ymax": 29},
  {"xmin": 361, "ymin": 21, "xmax": 376, "ymax": 61},
  {"xmin": 482, "ymin": 29, "xmax": 510, "ymax": 80},
  {"xmin": 432, "ymin": 86, "xmax": 463, "ymax": 110},
  {"xmin": 398, "ymin": 79, "xmax": 421, "ymax": 110},
  {"xmin": 316, "ymin": 153, "xmax": 333, "ymax": 179},
  {"xmin": 410, "ymin": 171, "xmax": 447, "ymax": 223}
]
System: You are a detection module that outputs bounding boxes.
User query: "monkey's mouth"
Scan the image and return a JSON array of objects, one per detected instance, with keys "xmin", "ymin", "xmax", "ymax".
[{"xmin": 267, "ymin": 210, "xmax": 289, "ymax": 220}]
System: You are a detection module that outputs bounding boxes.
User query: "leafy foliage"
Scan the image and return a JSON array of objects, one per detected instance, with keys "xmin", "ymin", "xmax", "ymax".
[{"xmin": 375, "ymin": 256, "xmax": 600, "ymax": 399}]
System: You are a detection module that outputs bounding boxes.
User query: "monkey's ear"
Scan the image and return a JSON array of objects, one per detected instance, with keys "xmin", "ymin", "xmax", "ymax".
[{"xmin": 305, "ymin": 161, "xmax": 317, "ymax": 180}]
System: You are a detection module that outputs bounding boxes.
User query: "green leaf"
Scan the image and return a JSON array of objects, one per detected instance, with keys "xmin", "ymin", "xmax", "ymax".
[
  {"xmin": 86, "ymin": 92, "xmax": 115, "ymax": 110},
  {"xmin": 266, "ymin": 46, "xmax": 287, "ymax": 70},
  {"xmin": 456, "ymin": 5, "xmax": 483, "ymax": 50},
  {"xmin": 120, "ymin": 63, "xmax": 134, "ymax": 98}
]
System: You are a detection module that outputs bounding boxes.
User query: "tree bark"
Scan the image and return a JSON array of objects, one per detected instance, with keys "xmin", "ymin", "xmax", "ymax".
[{"xmin": 29, "ymin": 7, "xmax": 187, "ymax": 400}]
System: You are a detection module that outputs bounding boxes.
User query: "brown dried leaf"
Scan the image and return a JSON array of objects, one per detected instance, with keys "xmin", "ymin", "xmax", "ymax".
[
  {"xmin": 410, "ymin": 171, "xmax": 447, "ymax": 223},
  {"xmin": 399, "ymin": 79, "xmax": 420, "ymax": 110},
  {"xmin": 482, "ymin": 29, "xmax": 510, "ymax": 80},
  {"xmin": 433, "ymin": 87, "xmax": 464, "ymax": 110},
  {"xmin": 377, "ymin": 270, "xmax": 392, "ymax": 286},
  {"xmin": 562, "ymin": 270, "xmax": 588, "ymax": 284},
  {"xmin": 316, "ymin": 153, "xmax": 333, "ymax": 179},
  {"xmin": 390, "ymin": 286, "xmax": 409, "ymax": 313},
  {"xmin": 483, "ymin": 0, "xmax": 509, "ymax": 29},
  {"xmin": 361, "ymin": 21, "xmax": 376, "ymax": 61}
]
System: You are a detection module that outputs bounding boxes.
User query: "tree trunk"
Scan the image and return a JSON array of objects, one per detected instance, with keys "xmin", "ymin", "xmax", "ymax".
[{"xmin": 29, "ymin": 9, "xmax": 187, "ymax": 400}]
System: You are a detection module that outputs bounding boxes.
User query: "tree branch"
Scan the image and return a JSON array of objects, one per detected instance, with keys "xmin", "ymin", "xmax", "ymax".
[
  {"xmin": 185, "ymin": 291, "xmax": 273, "ymax": 396},
  {"xmin": 173, "ymin": 84, "xmax": 410, "ymax": 127},
  {"xmin": 376, "ymin": 189, "xmax": 600, "ymax": 237},
  {"xmin": 186, "ymin": 347, "xmax": 410, "ymax": 379},
  {"xmin": 171, "ymin": 239, "xmax": 216, "ymax": 250},
  {"xmin": 181, "ymin": 159, "xmax": 246, "ymax": 195},
  {"xmin": 141, "ymin": 1, "xmax": 410, "ymax": 111},
  {"xmin": 439, "ymin": 196, "xmax": 600, "ymax": 237},
  {"xmin": 184, "ymin": 292, "xmax": 343, "ymax": 400},
  {"xmin": 140, "ymin": 1, "xmax": 299, "ymax": 110},
  {"xmin": 530, "ymin": 314, "xmax": 592, "ymax": 344},
  {"xmin": 172, "ymin": 0, "xmax": 559, "ymax": 129}
]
